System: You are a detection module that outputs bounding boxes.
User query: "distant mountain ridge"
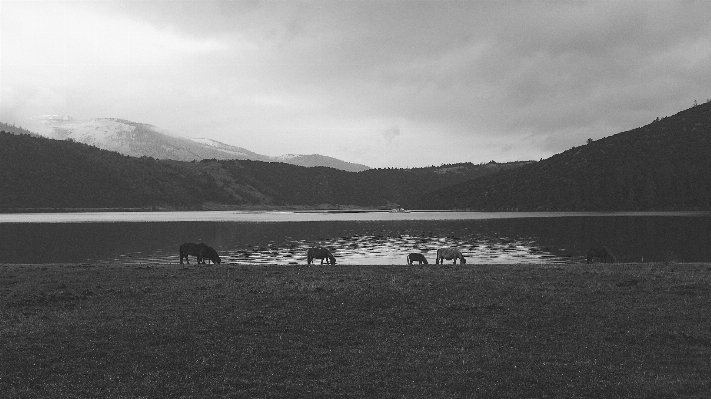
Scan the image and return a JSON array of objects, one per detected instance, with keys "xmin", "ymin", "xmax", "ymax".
[
  {"xmin": 0, "ymin": 131, "xmax": 527, "ymax": 210},
  {"xmin": 27, "ymin": 116, "xmax": 370, "ymax": 172},
  {"xmin": 6, "ymin": 101, "xmax": 709, "ymax": 211}
]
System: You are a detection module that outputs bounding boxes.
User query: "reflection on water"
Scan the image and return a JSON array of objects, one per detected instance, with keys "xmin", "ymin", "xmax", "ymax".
[
  {"xmin": 139, "ymin": 233, "xmax": 564, "ymax": 266},
  {"xmin": 1, "ymin": 212, "xmax": 710, "ymax": 265}
]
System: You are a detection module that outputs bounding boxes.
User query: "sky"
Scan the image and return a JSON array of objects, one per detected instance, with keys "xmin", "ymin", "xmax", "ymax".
[{"xmin": 2, "ymin": 0, "xmax": 711, "ymax": 168}]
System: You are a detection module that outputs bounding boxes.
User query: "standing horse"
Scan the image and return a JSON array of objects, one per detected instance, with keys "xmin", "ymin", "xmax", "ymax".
[
  {"xmin": 586, "ymin": 246, "xmax": 616, "ymax": 263},
  {"xmin": 436, "ymin": 247, "xmax": 466, "ymax": 264},
  {"xmin": 407, "ymin": 253, "xmax": 428, "ymax": 265},
  {"xmin": 307, "ymin": 247, "xmax": 336, "ymax": 265},
  {"xmin": 180, "ymin": 242, "xmax": 221, "ymax": 265}
]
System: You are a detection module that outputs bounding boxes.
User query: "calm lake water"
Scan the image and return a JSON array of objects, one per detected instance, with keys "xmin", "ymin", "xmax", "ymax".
[{"xmin": 1, "ymin": 211, "xmax": 710, "ymax": 265}]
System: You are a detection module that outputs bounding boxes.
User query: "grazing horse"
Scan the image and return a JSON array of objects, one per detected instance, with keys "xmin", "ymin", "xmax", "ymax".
[
  {"xmin": 179, "ymin": 242, "xmax": 221, "ymax": 265},
  {"xmin": 407, "ymin": 253, "xmax": 428, "ymax": 265},
  {"xmin": 586, "ymin": 246, "xmax": 616, "ymax": 264},
  {"xmin": 200, "ymin": 245, "xmax": 221, "ymax": 264},
  {"xmin": 307, "ymin": 247, "xmax": 336, "ymax": 265},
  {"xmin": 436, "ymin": 247, "xmax": 466, "ymax": 264}
]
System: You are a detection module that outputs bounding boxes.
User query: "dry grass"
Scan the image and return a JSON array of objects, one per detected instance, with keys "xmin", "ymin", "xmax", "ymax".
[{"xmin": 1, "ymin": 262, "xmax": 710, "ymax": 398}]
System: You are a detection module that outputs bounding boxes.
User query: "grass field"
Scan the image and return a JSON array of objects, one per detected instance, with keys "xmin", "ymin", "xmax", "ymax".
[{"xmin": 1, "ymin": 262, "xmax": 710, "ymax": 398}]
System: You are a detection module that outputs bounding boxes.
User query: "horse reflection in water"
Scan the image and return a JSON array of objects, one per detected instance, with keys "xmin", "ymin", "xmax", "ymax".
[
  {"xmin": 407, "ymin": 253, "xmax": 428, "ymax": 265},
  {"xmin": 436, "ymin": 247, "xmax": 466, "ymax": 264},
  {"xmin": 586, "ymin": 246, "xmax": 616, "ymax": 263},
  {"xmin": 179, "ymin": 242, "xmax": 221, "ymax": 265},
  {"xmin": 307, "ymin": 247, "xmax": 336, "ymax": 265}
]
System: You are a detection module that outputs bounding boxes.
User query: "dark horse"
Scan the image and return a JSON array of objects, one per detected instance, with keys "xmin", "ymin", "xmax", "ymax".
[
  {"xmin": 179, "ymin": 242, "xmax": 221, "ymax": 265},
  {"xmin": 307, "ymin": 247, "xmax": 336, "ymax": 265},
  {"xmin": 407, "ymin": 253, "xmax": 428, "ymax": 265},
  {"xmin": 586, "ymin": 246, "xmax": 616, "ymax": 263},
  {"xmin": 436, "ymin": 247, "xmax": 466, "ymax": 264}
]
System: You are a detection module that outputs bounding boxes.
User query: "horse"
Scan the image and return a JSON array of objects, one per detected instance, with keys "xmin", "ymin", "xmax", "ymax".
[
  {"xmin": 307, "ymin": 247, "xmax": 336, "ymax": 265},
  {"xmin": 179, "ymin": 242, "xmax": 221, "ymax": 265},
  {"xmin": 407, "ymin": 253, "xmax": 428, "ymax": 265},
  {"xmin": 200, "ymin": 245, "xmax": 221, "ymax": 264},
  {"xmin": 586, "ymin": 246, "xmax": 616, "ymax": 264},
  {"xmin": 436, "ymin": 247, "xmax": 466, "ymax": 264}
]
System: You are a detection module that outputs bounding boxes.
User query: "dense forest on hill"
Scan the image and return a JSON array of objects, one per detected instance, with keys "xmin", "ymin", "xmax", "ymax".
[
  {"xmin": 0, "ymin": 133, "xmax": 233, "ymax": 209},
  {"xmin": 0, "ymin": 131, "xmax": 527, "ymax": 210},
  {"xmin": 412, "ymin": 102, "xmax": 711, "ymax": 211}
]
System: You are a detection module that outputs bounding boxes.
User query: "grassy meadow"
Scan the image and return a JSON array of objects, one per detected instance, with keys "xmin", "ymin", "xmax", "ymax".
[{"xmin": 1, "ymin": 262, "xmax": 710, "ymax": 398}]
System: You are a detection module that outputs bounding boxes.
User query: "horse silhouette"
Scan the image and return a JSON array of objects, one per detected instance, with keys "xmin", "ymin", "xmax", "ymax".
[
  {"xmin": 307, "ymin": 247, "xmax": 336, "ymax": 265},
  {"xmin": 179, "ymin": 242, "xmax": 221, "ymax": 265},
  {"xmin": 407, "ymin": 253, "xmax": 428, "ymax": 265},
  {"xmin": 586, "ymin": 246, "xmax": 616, "ymax": 263},
  {"xmin": 436, "ymin": 247, "xmax": 466, "ymax": 264}
]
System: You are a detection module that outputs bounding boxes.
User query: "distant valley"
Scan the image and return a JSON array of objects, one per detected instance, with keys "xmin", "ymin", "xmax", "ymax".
[
  {"xmin": 2, "ymin": 101, "xmax": 710, "ymax": 211},
  {"xmin": 0, "ymin": 122, "xmax": 529, "ymax": 210}
]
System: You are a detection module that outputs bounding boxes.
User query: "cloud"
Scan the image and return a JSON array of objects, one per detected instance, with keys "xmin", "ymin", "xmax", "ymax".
[
  {"xmin": 3, "ymin": 1, "xmax": 711, "ymax": 168},
  {"xmin": 382, "ymin": 126, "xmax": 400, "ymax": 144}
]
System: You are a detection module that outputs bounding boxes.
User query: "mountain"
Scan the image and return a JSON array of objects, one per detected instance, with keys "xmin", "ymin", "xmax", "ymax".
[
  {"xmin": 0, "ymin": 130, "xmax": 528, "ymax": 210},
  {"xmin": 186, "ymin": 137, "xmax": 271, "ymax": 161},
  {"xmin": 412, "ymin": 102, "xmax": 711, "ymax": 211},
  {"xmin": 28, "ymin": 116, "xmax": 369, "ymax": 171},
  {"xmin": 272, "ymin": 153, "xmax": 371, "ymax": 172}
]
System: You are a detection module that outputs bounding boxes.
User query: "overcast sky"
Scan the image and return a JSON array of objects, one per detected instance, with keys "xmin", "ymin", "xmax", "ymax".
[{"xmin": 2, "ymin": 1, "xmax": 710, "ymax": 168}]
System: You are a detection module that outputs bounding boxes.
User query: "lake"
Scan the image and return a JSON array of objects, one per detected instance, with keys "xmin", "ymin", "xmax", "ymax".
[{"xmin": 1, "ymin": 211, "xmax": 710, "ymax": 265}]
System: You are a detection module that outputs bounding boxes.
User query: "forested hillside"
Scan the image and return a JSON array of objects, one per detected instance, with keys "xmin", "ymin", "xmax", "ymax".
[
  {"xmin": 0, "ymin": 131, "xmax": 527, "ymax": 210},
  {"xmin": 412, "ymin": 102, "xmax": 711, "ymax": 211},
  {"xmin": 0, "ymin": 133, "xmax": 233, "ymax": 209},
  {"xmin": 0, "ymin": 122, "xmax": 42, "ymax": 138}
]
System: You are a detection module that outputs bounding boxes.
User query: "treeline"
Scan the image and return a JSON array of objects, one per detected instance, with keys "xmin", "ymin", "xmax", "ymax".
[
  {"xmin": 0, "ymin": 132, "xmax": 524, "ymax": 210},
  {"xmin": 413, "ymin": 102, "xmax": 711, "ymax": 211},
  {"xmin": 0, "ymin": 122, "xmax": 41, "ymax": 138}
]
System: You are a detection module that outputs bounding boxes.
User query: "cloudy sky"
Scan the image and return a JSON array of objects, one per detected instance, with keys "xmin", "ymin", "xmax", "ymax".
[{"xmin": 2, "ymin": 1, "xmax": 710, "ymax": 168}]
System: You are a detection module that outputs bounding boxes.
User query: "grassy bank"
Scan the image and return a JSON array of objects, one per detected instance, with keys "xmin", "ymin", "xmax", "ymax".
[{"xmin": 1, "ymin": 262, "xmax": 710, "ymax": 398}]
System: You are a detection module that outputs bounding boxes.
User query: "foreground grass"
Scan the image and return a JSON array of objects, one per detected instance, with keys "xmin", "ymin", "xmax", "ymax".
[{"xmin": 1, "ymin": 262, "xmax": 710, "ymax": 398}]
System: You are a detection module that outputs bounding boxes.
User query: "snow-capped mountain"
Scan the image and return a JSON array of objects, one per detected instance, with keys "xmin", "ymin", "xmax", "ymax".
[{"xmin": 27, "ymin": 116, "xmax": 370, "ymax": 171}]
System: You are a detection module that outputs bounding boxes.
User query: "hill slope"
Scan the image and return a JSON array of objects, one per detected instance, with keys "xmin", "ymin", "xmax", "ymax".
[
  {"xmin": 0, "ymin": 132, "xmax": 528, "ymax": 210},
  {"xmin": 413, "ymin": 103, "xmax": 711, "ymax": 211}
]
